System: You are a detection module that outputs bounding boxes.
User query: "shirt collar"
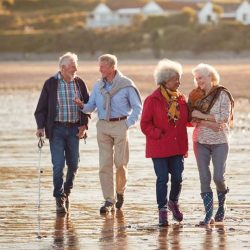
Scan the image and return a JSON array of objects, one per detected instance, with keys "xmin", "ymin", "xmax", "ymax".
[
  {"xmin": 56, "ymin": 72, "xmax": 75, "ymax": 84},
  {"xmin": 102, "ymin": 70, "xmax": 117, "ymax": 85}
]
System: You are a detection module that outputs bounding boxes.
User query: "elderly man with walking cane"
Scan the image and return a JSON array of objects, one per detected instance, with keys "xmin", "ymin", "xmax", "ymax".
[{"xmin": 34, "ymin": 52, "xmax": 90, "ymax": 214}]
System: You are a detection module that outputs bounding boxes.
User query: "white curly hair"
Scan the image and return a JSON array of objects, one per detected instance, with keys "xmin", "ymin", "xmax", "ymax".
[
  {"xmin": 154, "ymin": 59, "xmax": 183, "ymax": 85},
  {"xmin": 192, "ymin": 63, "xmax": 220, "ymax": 86}
]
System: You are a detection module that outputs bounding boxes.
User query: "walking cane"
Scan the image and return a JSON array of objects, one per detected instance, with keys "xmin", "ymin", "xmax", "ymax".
[
  {"xmin": 37, "ymin": 136, "xmax": 44, "ymax": 239},
  {"xmin": 37, "ymin": 136, "xmax": 44, "ymax": 209}
]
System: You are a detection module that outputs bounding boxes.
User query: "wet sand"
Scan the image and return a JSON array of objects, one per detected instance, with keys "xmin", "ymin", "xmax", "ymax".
[{"xmin": 0, "ymin": 61, "xmax": 250, "ymax": 249}]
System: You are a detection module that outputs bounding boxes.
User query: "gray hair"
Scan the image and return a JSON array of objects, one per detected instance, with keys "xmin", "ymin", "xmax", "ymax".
[
  {"xmin": 192, "ymin": 63, "xmax": 220, "ymax": 86},
  {"xmin": 98, "ymin": 54, "xmax": 118, "ymax": 69},
  {"xmin": 59, "ymin": 52, "xmax": 78, "ymax": 69},
  {"xmin": 154, "ymin": 59, "xmax": 183, "ymax": 85}
]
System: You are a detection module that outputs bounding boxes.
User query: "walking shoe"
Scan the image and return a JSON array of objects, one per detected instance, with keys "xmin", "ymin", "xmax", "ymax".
[
  {"xmin": 56, "ymin": 197, "xmax": 67, "ymax": 214},
  {"xmin": 116, "ymin": 193, "xmax": 124, "ymax": 209},
  {"xmin": 159, "ymin": 207, "xmax": 169, "ymax": 227},
  {"xmin": 168, "ymin": 200, "xmax": 183, "ymax": 222},
  {"xmin": 100, "ymin": 201, "xmax": 115, "ymax": 214}
]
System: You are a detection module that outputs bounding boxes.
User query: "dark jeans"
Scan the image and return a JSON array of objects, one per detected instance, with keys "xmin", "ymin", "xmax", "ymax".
[
  {"xmin": 152, "ymin": 155, "xmax": 184, "ymax": 209},
  {"xmin": 49, "ymin": 124, "xmax": 80, "ymax": 198}
]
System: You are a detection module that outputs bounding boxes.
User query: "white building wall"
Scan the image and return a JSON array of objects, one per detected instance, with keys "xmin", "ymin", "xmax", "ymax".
[
  {"xmin": 87, "ymin": 3, "xmax": 142, "ymax": 28},
  {"xmin": 235, "ymin": 0, "xmax": 250, "ymax": 25},
  {"xmin": 198, "ymin": 2, "xmax": 218, "ymax": 24},
  {"xmin": 142, "ymin": 1, "xmax": 164, "ymax": 15},
  {"xmin": 86, "ymin": 1, "xmax": 250, "ymax": 28},
  {"xmin": 86, "ymin": 3, "xmax": 114, "ymax": 28}
]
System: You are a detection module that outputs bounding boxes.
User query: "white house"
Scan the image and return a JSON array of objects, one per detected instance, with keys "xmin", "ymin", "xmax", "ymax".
[
  {"xmin": 141, "ymin": 1, "xmax": 164, "ymax": 15},
  {"xmin": 86, "ymin": 1, "xmax": 250, "ymax": 28},
  {"xmin": 116, "ymin": 8, "xmax": 141, "ymax": 25},
  {"xmin": 86, "ymin": 1, "xmax": 187, "ymax": 29},
  {"xmin": 86, "ymin": 3, "xmax": 114, "ymax": 28},
  {"xmin": 198, "ymin": 1, "xmax": 250, "ymax": 25},
  {"xmin": 218, "ymin": 3, "xmax": 237, "ymax": 20},
  {"xmin": 86, "ymin": 3, "xmax": 142, "ymax": 28},
  {"xmin": 235, "ymin": 0, "xmax": 250, "ymax": 25},
  {"xmin": 86, "ymin": 2, "xmax": 145, "ymax": 28},
  {"xmin": 197, "ymin": 2, "xmax": 219, "ymax": 24}
]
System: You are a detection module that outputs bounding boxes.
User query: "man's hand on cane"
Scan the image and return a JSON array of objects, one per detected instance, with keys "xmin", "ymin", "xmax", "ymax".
[
  {"xmin": 77, "ymin": 125, "xmax": 87, "ymax": 140},
  {"xmin": 36, "ymin": 128, "xmax": 45, "ymax": 138}
]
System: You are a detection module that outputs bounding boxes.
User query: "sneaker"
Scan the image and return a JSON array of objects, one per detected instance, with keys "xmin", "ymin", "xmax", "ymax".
[
  {"xmin": 56, "ymin": 197, "xmax": 67, "ymax": 214},
  {"xmin": 116, "ymin": 193, "xmax": 124, "ymax": 209},
  {"xmin": 159, "ymin": 208, "xmax": 168, "ymax": 227},
  {"xmin": 100, "ymin": 201, "xmax": 115, "ymax": 214},
  {"xmin": 168, "ymin": 200, "xmax": 183, "ymax": 222}
]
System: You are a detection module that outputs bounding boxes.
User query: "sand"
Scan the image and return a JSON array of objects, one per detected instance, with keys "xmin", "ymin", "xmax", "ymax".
[{"xmin": 0, "ymin": 60, "xmax": 249, "ymax": 249}]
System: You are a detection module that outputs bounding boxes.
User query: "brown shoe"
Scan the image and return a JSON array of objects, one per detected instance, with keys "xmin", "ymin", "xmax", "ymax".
[
  {"xmin": 100, "ymin": 201, "xmax": 115, "ymax": 214},
  {"xmin": 56, "ymin": 197, "xmax": 67, "ymax": 214},
  {"xmin": 115, "ymin": 193, "xmax": 124, "ymax": 209}
]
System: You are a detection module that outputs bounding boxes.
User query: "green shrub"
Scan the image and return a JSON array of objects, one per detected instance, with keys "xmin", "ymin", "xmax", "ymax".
[
  {"xmin": 160, "ymin": 26, "xmax": 196, "ymax": 51},
  {"xmin": 0, "ymin": 13, "xmax": 14, "ymax": 29},
  {"xmin": 192, "ymin": 23, "xmax": 247, "ymax": 53}
]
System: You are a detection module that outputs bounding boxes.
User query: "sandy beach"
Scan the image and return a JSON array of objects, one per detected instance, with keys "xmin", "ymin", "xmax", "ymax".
[{"xmin": 0, "ymin": 60, "xmax": 249, "ymax": 249}]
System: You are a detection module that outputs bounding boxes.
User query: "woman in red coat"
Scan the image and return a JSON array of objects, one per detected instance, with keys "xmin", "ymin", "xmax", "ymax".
[{"xmin": 140, "ymin": 59, "xmax": 189, "ymax": 227}]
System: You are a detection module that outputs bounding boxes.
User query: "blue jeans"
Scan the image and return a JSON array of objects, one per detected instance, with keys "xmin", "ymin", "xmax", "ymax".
[
  {"xmin": 49, "ymin": 124, "xmax": 80, "ymax": 198},
  {"xmin": 152, "ymin": 155, "xmax": 184, "ymax": 209}
]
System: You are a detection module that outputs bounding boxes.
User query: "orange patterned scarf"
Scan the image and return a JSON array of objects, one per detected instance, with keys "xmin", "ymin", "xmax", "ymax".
[
  {"xmin": 160, "ymin": 85, "xmax": 182, "ymax": 124},
  {"xmin": 188, "ymin": 85, "xmax": 234, "ymax": 127}
]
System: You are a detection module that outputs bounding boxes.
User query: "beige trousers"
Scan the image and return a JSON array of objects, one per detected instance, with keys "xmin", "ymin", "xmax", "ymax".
[{"xmin": 96, "ymin": 119, "xmax": 129, "ymax": 204}]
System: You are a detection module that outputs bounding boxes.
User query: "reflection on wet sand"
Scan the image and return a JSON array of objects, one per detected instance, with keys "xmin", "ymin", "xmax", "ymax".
[
  {"xmin": 52, "ymin": 214, "xmax": 79, "ymax": 250},
  {"xmin": 216, "ymin": 225, "xmax": 227, "ymax": 249},
  {"xmin": 0, "ymin": 89, "xmax": 250, "ymax": 249},
  {"xmin": 100, "ymin": 210, "xmax": 128, "ymax": 249},
  {"xmin": 202, "ymin": 224, "xmax": 227, "ymax": 250},
  {"xmin": 158, "ymin": 227, "xmax": 169, "ymax": 249},
  {"xmin": 158, "ymin": 224, "xmax": 183, "ymax": 250}
]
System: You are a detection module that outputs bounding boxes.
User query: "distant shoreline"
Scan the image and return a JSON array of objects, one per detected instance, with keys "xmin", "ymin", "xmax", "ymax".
[
  {"xmin": 1, "ymin": 50, "xmax": 250, "ymax": 62},
  {"xmin": 1, "ymin": 60, "xmax": 249, "ymax": 102}
]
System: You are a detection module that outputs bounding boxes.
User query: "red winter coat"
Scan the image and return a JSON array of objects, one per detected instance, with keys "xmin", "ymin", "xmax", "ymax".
[{"xmin": 140, "ymin": 88, "xmax": 189, "ymax": 158}]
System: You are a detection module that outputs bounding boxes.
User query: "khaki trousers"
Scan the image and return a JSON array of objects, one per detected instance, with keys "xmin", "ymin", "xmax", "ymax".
[{"xmin": 96, "ymin": 119, "xmax": 129, "ymax": 204}]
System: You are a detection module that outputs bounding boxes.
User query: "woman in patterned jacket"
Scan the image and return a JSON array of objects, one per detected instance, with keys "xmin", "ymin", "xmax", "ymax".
[{"xmin": 188, "ymin": 63, "xmax": 234, "ymax": 226}]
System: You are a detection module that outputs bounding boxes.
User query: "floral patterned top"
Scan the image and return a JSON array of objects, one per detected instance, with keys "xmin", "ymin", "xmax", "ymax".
[{"xmin": 193, "ymin": 91, "xmax": 232, "ymax": 144}]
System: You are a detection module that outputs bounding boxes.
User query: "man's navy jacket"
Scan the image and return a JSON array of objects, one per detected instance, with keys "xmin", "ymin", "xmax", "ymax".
[{"xmin": 34, "ymin": 75, "xmax": 90, "ymax": 139}]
